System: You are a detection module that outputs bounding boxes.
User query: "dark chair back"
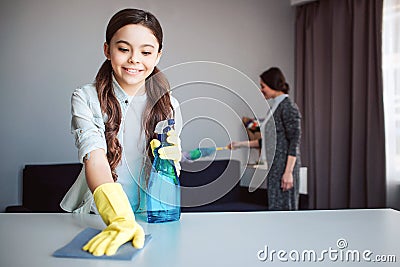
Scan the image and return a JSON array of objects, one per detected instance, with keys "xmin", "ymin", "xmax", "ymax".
[
  {"xmin": 179, "ymin": 160, "xmax": 242, "ymax": 211},
  {"xmin": 22, "ymin": 163, "xmax": 82, "ymax": 212}
]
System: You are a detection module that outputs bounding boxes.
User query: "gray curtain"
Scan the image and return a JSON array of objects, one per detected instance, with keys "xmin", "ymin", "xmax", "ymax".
[{"xmin": 295, "ymin": 0, "xmax": 386, "ymax": 209}]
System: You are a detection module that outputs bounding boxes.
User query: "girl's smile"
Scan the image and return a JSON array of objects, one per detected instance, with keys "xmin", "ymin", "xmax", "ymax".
[{"xmin": 123, "ymin": 67, "xmax": 144, "ymax": 75}]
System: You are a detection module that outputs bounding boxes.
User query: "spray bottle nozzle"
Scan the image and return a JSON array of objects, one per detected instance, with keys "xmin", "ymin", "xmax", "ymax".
[{"xmin": 154, "ymin": 119, "xmax": 175, "ymax": 134}]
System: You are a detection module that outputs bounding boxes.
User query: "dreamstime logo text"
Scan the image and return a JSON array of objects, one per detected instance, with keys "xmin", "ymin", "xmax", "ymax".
[{"xmin": 257, "ymin": 238, "xmax": 397, "ymax": 263}]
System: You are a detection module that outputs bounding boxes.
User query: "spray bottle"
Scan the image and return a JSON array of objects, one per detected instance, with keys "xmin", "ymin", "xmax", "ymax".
[{"xmin": 146, "ymin": 119, "xmax": 181, "ymax": 223}]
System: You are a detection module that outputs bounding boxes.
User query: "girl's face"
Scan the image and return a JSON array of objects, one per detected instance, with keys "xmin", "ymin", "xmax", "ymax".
[
  {"xmin": 260, "ymin": 80, "xmax": 275, "ymax": 99},
  {"xmin": 104, "ymin": 24, "xmax": 161, "ymax": 95}
]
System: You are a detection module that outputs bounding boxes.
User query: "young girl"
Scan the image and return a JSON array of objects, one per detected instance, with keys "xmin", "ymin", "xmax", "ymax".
[
  {"xmin": 60, "ymin": 8, "xmax": 182, "ymax": 256},
  {"xmin": 228, "ymin": 67, "xmax": 301, "ymax": 211}
]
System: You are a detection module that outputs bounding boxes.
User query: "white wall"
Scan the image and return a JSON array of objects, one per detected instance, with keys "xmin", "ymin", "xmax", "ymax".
[{"xmin": 0, "ymin": 0, "xmax": 295, "ymax": 211}]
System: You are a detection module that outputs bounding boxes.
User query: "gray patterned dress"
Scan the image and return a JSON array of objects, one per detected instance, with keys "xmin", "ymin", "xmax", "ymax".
[{"xmin": 263, "ymin": 97, "xmax": 301, "ymax": 210}]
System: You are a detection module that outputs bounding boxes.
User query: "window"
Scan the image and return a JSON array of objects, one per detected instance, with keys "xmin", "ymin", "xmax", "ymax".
[{"xmin": 383, "ymin": 0, "xmax": 400, "ymax": 207}]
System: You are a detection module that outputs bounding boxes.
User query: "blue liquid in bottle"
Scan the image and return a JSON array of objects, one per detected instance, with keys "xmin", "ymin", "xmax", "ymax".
[{"xmin": 147, "ymin": 119, "xmax": 181, "ymax": 223}]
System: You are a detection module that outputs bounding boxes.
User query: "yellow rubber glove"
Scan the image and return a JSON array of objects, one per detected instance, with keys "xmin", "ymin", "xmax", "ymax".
[
  {"xmin": 150, "ymin": 129, "xmax": 181, "ymax": 176},
  {"xmin": 82, "ymin": 183, "xmax": 145, "ymax": 256}
]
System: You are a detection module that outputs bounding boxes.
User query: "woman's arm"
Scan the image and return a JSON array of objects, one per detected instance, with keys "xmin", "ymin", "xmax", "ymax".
[
  {"xmin": 280, "ymin": 100, "xmax": 302, "ymax": 191},
  {"xmin": 281, "ymin": 101, "xmax": 301, "ymax": 157},
  {"xmin": 227, "ymin": 139, "xmax": 260, "ymax": 149},
  {"xmin": 84, "ymin": 148, "xmax": 114, "ymax": 192}
]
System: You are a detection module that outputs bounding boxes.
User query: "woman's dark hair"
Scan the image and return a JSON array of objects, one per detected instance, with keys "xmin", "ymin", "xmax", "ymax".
[
  {"xmin": 95, "ymin": 8, "xmax": 173, "ymax": 181},
  {"xmin": 260, "ymin": 67, "xmax": 290, "ymax": 94}
]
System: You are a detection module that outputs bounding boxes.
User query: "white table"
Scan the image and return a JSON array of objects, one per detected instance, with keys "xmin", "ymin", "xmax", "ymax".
[{"xmin": 1, "ymin": 209, "xmax": 399, "ymax": 266}]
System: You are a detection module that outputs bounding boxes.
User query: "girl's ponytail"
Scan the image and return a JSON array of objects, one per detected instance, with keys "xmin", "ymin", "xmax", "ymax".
[
  {"xmin": 96, "ymin": 60, "xmax": 122, "ymax": 181},
  {"xmin": 143, "ymin": 66, "xmax": 173, "ymax": 160}
]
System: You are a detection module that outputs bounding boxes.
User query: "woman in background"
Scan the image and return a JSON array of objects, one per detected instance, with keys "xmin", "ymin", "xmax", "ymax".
[{"xmin": 228, "ymin": 67, "xmax": 301, "ymax": 211}]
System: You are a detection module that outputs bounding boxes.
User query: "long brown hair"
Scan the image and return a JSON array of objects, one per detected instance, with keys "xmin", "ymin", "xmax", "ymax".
[{"xmin": 95, "ymin": 8, "xmax": 173, "ymax": 181}]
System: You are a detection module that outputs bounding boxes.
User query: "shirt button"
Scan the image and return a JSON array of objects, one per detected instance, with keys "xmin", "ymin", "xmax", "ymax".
[{"xmin": 125, "ymin": 100, "xmax": 129, "ymax": 104}]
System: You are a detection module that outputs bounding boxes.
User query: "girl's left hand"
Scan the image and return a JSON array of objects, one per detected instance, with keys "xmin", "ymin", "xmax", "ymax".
[
  {"xmin": 281, "ymin": 172, "xmax": 294, "ymax": 191},
  {"xmin": 150, "ymin": 129, "xmax": 182, "ymax": 176}
]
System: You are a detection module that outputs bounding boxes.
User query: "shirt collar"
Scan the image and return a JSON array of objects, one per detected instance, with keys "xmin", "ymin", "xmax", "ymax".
[
  {"xmin": 112, "ymin": 74, "xmax": 129, "ymax": 103},
  {"xmin": 267, "ymin": 94, "xmax": 288, "ymax": 109},
  {"xmin": 273, "ymin": 94, "xmax": 288, "ymax": 103}
]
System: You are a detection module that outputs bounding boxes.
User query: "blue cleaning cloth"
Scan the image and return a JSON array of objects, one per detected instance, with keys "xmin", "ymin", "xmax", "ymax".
[{"xmin": 53, "ymin": 227, "xmax": 152, "ymax": 261}]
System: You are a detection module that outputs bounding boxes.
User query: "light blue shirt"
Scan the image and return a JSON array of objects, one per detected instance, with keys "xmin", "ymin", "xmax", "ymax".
[{"xmin": 60, "ymin": 76, "xmax": 182, "ymax": 213}]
